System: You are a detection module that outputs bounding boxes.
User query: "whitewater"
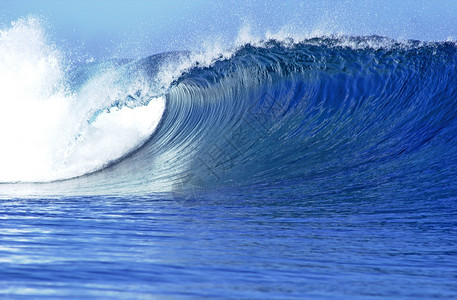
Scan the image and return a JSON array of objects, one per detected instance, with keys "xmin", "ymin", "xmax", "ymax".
[{"xmin": 1, "ymin": 13, "xmax": 457, "ymax": 299}]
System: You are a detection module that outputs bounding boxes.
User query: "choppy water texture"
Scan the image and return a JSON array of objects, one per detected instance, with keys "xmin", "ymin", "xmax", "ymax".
[{"xmin": 1, "ymin": 20, "xmax": 457, "ymax": 298}]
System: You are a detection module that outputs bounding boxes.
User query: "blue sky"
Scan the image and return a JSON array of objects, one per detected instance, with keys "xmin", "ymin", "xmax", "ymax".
[{"xmin": 2, "ymin": 0, "xmax": 457, "ymax": 58}]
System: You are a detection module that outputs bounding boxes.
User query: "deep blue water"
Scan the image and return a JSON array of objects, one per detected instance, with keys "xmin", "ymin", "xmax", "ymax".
[
  {"xmin": 1, "ymin": 194, "xmax": 456, "ymax": 299},
  {"xmin": 1, "ymin": 36, "xmax": 457, "ymax": 298}
]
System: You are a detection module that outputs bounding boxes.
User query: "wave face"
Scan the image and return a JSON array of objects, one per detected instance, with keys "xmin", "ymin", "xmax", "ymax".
[
  {"xmin": 1, "ymin": 22, "xmax": 457, "ymax": 197},
  {"xmin": 133, "ymin": 38, "xmax": 457, "ymax": 199}
]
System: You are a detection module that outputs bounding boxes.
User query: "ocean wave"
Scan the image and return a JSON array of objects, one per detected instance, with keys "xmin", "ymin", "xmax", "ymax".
[{"xmin": 1, "ymin": 18, "xmax": 457, "ymax": 198}]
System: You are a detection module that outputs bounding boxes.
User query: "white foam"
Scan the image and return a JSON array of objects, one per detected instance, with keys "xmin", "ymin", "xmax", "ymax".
[
  {"xmin": 59, "ymin": 97, "xmax": 165, "ymax": 178},
  {"xmin": 0, "ymin": 17, "xmax": 166, "ymax": 182}
]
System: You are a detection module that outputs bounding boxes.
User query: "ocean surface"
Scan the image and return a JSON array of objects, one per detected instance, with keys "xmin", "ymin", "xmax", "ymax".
[{"xmin": 1, "ymin": 17, "xmax": 457, "ymax": 299}]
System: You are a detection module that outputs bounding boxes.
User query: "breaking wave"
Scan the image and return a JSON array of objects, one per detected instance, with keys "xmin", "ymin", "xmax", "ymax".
[{"xmin": 1, "ymin": 17, "xmax": 457, "ymax": 198}]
